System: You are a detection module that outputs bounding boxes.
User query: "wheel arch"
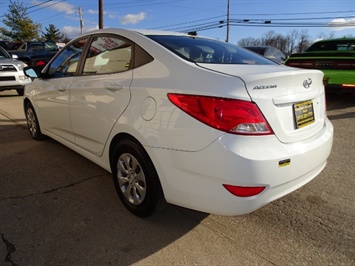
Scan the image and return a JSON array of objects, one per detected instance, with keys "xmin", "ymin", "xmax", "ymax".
[
  {"xmin": 109, "ymin": 133, "xmax": 144, "ymax": 171},
  {"xmin": 108, "ymin": 132, "xmax": 165, "ymax": 193},
  {"xmin": 108, "ymin": 132, "xmax": 167, "ymax": 216},
  {"xmin": 23, "ymin": 97, "xmax": 32, "ymax": 113}
]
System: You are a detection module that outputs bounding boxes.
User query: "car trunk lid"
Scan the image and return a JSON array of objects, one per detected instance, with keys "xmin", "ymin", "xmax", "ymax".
[{"xmin": 197, "ymin": 64, "xmax": 326, "ymax": 143}]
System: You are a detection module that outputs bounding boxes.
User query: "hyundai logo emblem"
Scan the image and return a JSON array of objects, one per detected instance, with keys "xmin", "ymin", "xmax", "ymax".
[{"xmin": 303, "ymin": 78, "xmax": 312, "ymax": 89}]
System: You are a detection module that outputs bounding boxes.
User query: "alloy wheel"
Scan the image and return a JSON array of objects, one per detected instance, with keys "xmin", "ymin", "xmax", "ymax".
[{"xmin": 116, "ymin": 153, "xmax": 147, "ymax": 205}]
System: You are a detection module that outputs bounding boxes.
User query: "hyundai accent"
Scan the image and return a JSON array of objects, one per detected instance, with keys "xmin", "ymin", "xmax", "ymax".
[{"xmin": 23, "ymin": 29, "xmax": 333, "ymax": 217}]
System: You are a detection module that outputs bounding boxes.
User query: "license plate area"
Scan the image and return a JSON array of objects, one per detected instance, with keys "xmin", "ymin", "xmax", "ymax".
[{"xmin": 293, "ymin": 100, "xmax": 315, "ymax": 129}]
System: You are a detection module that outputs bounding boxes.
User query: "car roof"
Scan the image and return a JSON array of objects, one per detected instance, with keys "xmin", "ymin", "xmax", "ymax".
[{"xmin": 314, "ymin": 37, "xmax": 355, "ymax": 43}]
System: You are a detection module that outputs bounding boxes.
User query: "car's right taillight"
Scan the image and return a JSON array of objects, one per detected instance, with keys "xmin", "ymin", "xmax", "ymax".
[{"xmin": 168, "ymin": 94, "xmax": 273, "ymax": 135}]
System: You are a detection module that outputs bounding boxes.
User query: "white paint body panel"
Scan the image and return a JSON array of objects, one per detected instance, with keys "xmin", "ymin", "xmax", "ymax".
[
  {"xmin": 24, "ymin": 28, "xmax": 334, "ymax": 215},
  {"xmin": 69, "ymin": 71, "xmax": 132, "ymax": 156}
]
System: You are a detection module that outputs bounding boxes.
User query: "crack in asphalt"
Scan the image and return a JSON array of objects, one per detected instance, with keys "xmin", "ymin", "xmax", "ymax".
[
  {"xmin": 1, "ymin": 233, "xmax": 18, "ymax": 266},
  {"xmin": 0, "ymin": 173, "xmax": 108, "ymax": 201}
]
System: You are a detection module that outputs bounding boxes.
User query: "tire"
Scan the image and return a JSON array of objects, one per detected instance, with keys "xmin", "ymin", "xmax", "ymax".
[
  {"xmin": 16, "ymin": 89, "xmax": 24, "ymax": 96},
  {"xmin": 111, "ymin": 139, "xmax": 166, "ymax": 218},
  {"xmin": 25, "ymin": 102, "xmax": 46, "ymax": 140}
]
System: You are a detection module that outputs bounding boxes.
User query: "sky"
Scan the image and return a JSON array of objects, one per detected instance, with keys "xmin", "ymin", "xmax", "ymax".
[{"xmin": 0, "ymin": 0, "xmax": 354, "ymax": 44}]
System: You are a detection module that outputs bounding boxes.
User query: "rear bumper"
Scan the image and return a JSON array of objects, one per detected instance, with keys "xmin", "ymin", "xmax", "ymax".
[
  {"xmin": 149, "ymin": 118, "xmax": 333, "ymax": 215},
  {"xmin": 0, "ymin": 85, "xmax": 25, "ymax": 91}
]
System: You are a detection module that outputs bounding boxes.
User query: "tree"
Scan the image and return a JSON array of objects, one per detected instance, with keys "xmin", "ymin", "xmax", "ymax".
[
  {"xmin": 317, "ymin": 32, "xmax": 335, "ymax": 41},
  {"xmin": 61, "ymin": 35, "xmax": 72, "ymax": 43},
  {"xmin": 0, "ymin": 27, "xmax": 11, "ymax": 41},
  {"xmin": 237, "ymin": 37, "xmax": 261, "ymax": 47},
  {"xmin": 284, "ymin": 30, "xmax": 300, "ymax": 54},
  {"xmin": 237, "ymin": 30, "xmax": 314, "ymax": 54},
  {"xmin": 260, "ymin": 31, "xmax": 288, "ymax": 52},
  {"xmin": 1, "ymin": 0, "xmax": 42, "ymax": 41},
  {"xmin": 296, "ymin": 30, "xmax": 311, "ymax": 52},
  {"xmin": 42, "ymin": 24, "xmax": 64, "ymax": 42}
]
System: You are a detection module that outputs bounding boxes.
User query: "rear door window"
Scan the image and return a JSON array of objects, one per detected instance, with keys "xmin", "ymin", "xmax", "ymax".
[{"xmin": 83, "ymin": 35, "xmax": 132, "ymax": 75}]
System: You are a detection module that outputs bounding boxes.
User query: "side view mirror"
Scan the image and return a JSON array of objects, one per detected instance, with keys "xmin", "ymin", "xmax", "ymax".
[
  {"xmin": 24, "ymin": 66, "xmax": 45, "ymax": 80},
  {"xmin": 11, "ymin": 54, "xmax": 19, "ymax": 59}
]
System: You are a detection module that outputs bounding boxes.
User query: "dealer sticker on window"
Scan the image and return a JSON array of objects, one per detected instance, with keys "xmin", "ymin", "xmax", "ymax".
[{"xmin": 293, "ymin": 100, "xmax": 315, "ymax": 129}]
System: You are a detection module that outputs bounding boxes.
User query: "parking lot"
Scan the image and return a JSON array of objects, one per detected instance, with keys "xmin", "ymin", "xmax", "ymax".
[{"xmin": 1, "ymin": 90, "xmax": 354, "ymax": 265}]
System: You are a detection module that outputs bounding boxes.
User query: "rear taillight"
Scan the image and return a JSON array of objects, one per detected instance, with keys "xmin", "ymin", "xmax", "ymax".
[
  {"xmin": 333, "ymin": 60, "xmax": 355, "ymax": 69},
  {"xmin": 36, "ymin": 61, "xmax": 46, "ymax": 66},
  {"xmin": 287, "ymin": 59, "xmax": 355, "ymax": 70},
  {"xmin": 223, "ymin": 184, "xmax": 266, "ymax": 197},
  {"xmin": 168, "ymin": 94, "xmax": 273, "ymax": 135},
  {"xmin": 286, "ymin": 60, "xmax": 315, "ymax": 68},
  {"xmin": 285, "ymin": 61, "xmax": 299, "ymax": 67}
]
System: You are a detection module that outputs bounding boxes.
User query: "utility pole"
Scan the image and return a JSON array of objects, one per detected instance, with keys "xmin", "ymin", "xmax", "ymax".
[
  {"xmin": 78, "ymin": 7, "xmax": 84, "ymax": 34},
  {"xmin": 99, "ymin": 0, "xmax": 104, "ymax": 29},
  {"xmin": 226, "ymin": 0, "xmax": 230, "ymax": 42}
]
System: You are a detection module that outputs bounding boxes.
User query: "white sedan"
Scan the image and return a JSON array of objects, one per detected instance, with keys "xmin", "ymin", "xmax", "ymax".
[{"xmin": 23, "ymin": 29, "xmax": 333, "ymax": 217}]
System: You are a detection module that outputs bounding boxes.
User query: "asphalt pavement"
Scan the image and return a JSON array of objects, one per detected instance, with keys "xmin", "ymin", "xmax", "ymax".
[{"xmin": 0, "ymin": 90, "xmax": 354, "ymax": 265}]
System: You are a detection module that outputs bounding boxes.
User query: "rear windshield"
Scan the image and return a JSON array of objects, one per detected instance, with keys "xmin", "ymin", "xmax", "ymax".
[
  {"xmin": 147, "ymin": 35, "xmax": 276, "ymax": 65},
  {"xmin": 306, "ymin": 40, "xmax": 355, "ymax": 51}
]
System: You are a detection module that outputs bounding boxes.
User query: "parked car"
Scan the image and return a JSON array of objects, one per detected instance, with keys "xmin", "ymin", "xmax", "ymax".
[
  {"xmin": 243, "ymin": 46, "xmax": 287, "ymax": 64},
  {"xmin": 0, "ymin": 41, "xmax": 11, "ymax": 50},
  {"xmin": 0, "ymin": 41, "xmax": 21, "ymax": 50},
  {"xmin": 8, "ymin": 41, "xmax": 59, "ymax": 66},
  {"xmin": 285, "ymin": 38, "xmax": 355, "ymax": 93},
  {"xmin": 0, "ymin": 46, "xmax": 31, "ymax": 95},
  {"xmin": 23, "ymin": 29, "xmax": 333, "ymax": 217}
]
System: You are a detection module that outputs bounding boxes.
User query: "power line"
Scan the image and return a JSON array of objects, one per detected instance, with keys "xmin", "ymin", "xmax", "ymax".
[
  {"xmin": 150, "ymin": 15, "xmax": 225, "ymax": 29},
  {"xmin": 166, "ymin": 18, "xmax": 355, "ymax": 33},
  {"xmin": 26, "ymin": 0, "xmax": 67, "ymax": 14},
  {"xmin": 151, "ymin": 10, "xmax": 355, "ymax": 31},
  {"xmin": 230, "ymin": 10, "xmax": 355, "ymax": 16},
  {"xmin": 238, "ymin": 16, "xmax": 355, "ymax": 21},
  {"xmin": 26, "ymin": 0, "xmax": 54, "ymax": 10}
]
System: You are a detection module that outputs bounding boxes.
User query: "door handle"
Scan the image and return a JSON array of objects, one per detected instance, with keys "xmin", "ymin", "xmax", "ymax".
[
  {"xmin": 105, "ymin": 84, "xmax": 123, "ymax": 93},
  {"xmin": 58, "ymin": 87, "xmax": 67, "ymax": 92}
]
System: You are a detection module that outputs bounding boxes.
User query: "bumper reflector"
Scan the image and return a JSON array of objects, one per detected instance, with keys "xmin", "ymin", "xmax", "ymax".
[{"xmin": 223, "ymin": 184, "xmax": 265, "ymax": 197}]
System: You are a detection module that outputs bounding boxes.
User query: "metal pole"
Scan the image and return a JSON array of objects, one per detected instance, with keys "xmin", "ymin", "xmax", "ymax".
[
  {"xmin": 226, "ymin": 0, "xmax": 230, "ymax": 42},
  {"xmin": 99, "ymin": 0, "xmax": 103, "ymax": 29}
]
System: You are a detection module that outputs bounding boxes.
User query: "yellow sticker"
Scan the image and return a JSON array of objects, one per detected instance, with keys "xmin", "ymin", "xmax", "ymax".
[{"xmin": 279, "ymin": 159, "xmax": 291, "ymax": 168}]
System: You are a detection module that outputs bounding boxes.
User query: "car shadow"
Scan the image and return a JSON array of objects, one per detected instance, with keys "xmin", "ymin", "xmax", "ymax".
[
  {"xmin": 326, "ymin": 91, "xmax": 355, "ymax": 110},
  {"xmin": 0, "ymin": 123, "xmax": 209, "ymax": 265},
  {"xmin": 326, "ymin": 91, "xmax": 355, "ymax": 121}
]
